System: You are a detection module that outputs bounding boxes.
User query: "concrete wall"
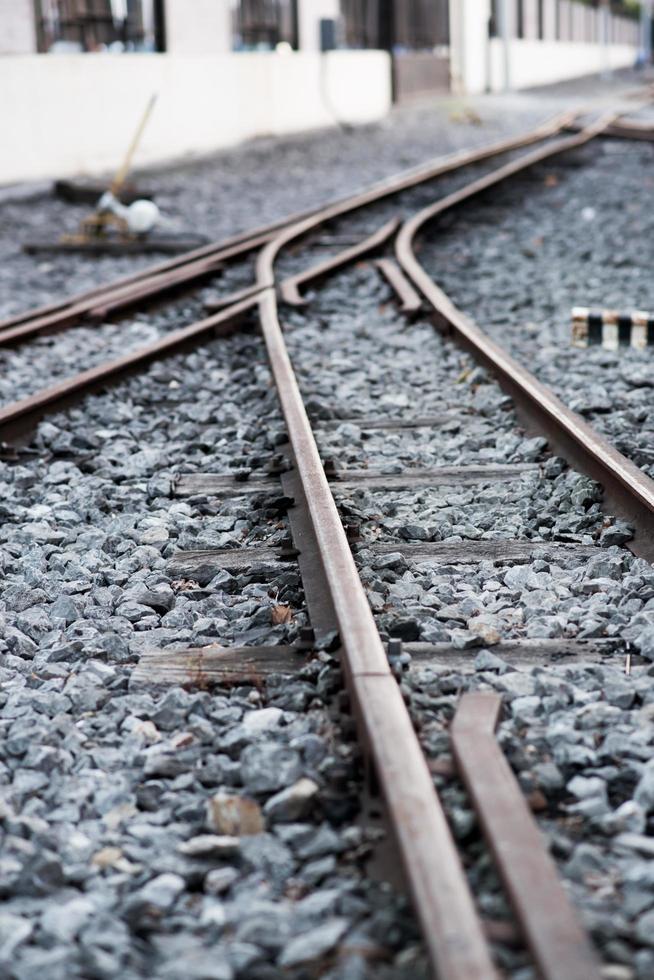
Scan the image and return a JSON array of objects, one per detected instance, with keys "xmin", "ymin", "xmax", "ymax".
[
  {"xmin": 449, "ymin": 0, "xmax": 637, "ymax": 94},
  {"xmin": 488, "ymin": 38, "xmax": 636, "ymax": 92},
  {"xmin": 0, "ymin": 50, "xmax": 391, "ymax": 184},
  {"xmin": 0, "ymin": 0, "xmax": 37, "ymax": 54},
  {"xmin": 449, "ymin": 0, "xmax": 491, "ymax": 97},
  {"xmin": 164, "ymin": 0, "xmax": 231, "ymax": 54},
  {"xmin": 163, "ymin": 0, "xmax": 343, "ymax": 54}
]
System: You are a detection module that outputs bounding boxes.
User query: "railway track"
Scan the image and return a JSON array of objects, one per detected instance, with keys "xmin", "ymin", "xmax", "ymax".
[{"xmin": 2, "ymin": 102, "xmax": 654, "ymax": 978}]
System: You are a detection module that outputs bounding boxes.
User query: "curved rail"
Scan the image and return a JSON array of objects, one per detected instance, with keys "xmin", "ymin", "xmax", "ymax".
[
  {"xmin": 0, "ymin": 294, "xmax": 260, "ymax": 441},
  {"xmin": 249, "ymin": 118, "xmax": 613, "ymax": 971},
  {"xmin": 253, "ymin": 107, "xmax": 643, "ymax": 974},
  {"xmin": 256, "ymin": 263, "xmax": 497, "ymax": 980},
  {"xmin": 395, "ymin": 112, "xmax": 654, "ymax": 560},
  {"xmin": 0, "ymin": 109, "xmax": 574, "ymax": 343},
  {"xmin": 0, "ymin": 113, "xmax": 574, "ymax": 443},
  {"xmin": 255, "ymin": 109, "xmax": 577, "ymax": 293}
]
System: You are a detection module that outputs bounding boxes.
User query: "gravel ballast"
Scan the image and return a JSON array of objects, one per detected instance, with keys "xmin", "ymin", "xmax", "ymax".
[
  {"xmin": 1, "ymin": 72, "xmax": 654, "ymax": 979},
  {"xmin": 283, "ymin": 260, "xmax": 654, "ymax": 978},
  {"xmin": 418, "ymin": 131, "xmax": 654, "ymax": 483}
]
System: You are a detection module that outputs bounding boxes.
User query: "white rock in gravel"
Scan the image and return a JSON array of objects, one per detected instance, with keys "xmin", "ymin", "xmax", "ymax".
[
  {"xmin": 177, "ymin": 835, "xmax": 240, "ymax": 857},
  {"xmin": 159, "ymin": 947, "xmax": 233, "ymax": 980},
  {"xmin": 204, "ymin": 867, "xmax": 239, "ymax": 895},
  {"xmin": 141, "ymin": 526, "xmax": 169, "ymax": 546},
  {"xmin": 0, "ymin": 912, "xmax": 32, "ymax": 958},
  {"xmin": 614, "ymin": 833, "xmax": 654, "ymax": 858},
  {"xmin": 635, "ymin": 759, "xmax": 654, "ymax": 813},
  {"xmin": 567, "ymin": 775, "xmax": 607, "ymax": 801},
  {"xmin": 132, "ymin": 873, "xmax": 185, "ymax": 912},
  {"xmin": 242, "ymin": 707, "xmax": 284, "ymax": 734},
  {"xmin": 264, "ymin": 778, "xmax": 319, "ymax": 823},
  {"xmin": 200, "ymin": 899, "xmax": 228, "ymax": 928},
  {"xmin": 131, "ymin": 719, "xmax": 161, "ymax": 743},
  {"xmin": 608, "ymin": 801, "xmax": 646, "ymax": 835},
  {"xmin": 278, "ymin": 917, "xmax": 349, "ymax": 967},
  {"xmin": 41, "ymin": 897, "xmax": 95, "ymax": 941}
]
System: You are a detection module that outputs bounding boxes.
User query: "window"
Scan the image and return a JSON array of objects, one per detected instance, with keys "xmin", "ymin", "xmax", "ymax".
[
  {"xmin": 340, "ymin": 0, "xmax": 377, "ymax": 48},
  {"xmin": 340, "ymin": 0, "xmax": 449, "ymax": 51},
  {"xmin": 393, "ymin": 0, "xmax": 449, "ymax": 50},
  {"xmin": 231, "ymin": 0, "xmax": 299, "ymax": 50},
  {"xmin": 36, "ymin": 0, "xmax": 165, "ymax": 53}
]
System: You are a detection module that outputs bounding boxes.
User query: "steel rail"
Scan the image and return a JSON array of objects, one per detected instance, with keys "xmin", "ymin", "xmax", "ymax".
[
  {"xmin": 0, "ymin": 295, "xmax": 259, "ymax": 441},
  {"xmin": 0, "ymin": 109, "xmax": 575, "ymax": 344},
  {"xmin": 0, "ymin": 224, "xmax": 295, "ymax": 334},
  {"xmin": 395, "ymin": 111, "xmax": 654, "ymax": 561},
  {"xmin": 374, "ymin": 258, "xmax": 423, "ymax": 314},
  {"xmin": 451, "ymin": 693, "xmax": 601, "ymax": 980},
  {"xmin": 280, "ymin": 217, "xmax": 400, "ymax": 305},
  {"xmin": 256, "ymin": 110, "xmax": 578, "ymax": 293},
  {"xmin": 0, "ymin": 233, "xmax": 271, "ymax": 348},
  {"xmin": 594, "ymin": 120, "xmax": 654, "ymax": 141},
  {"xmin": 203, "ymin": 283, "xmax": 269, "ymax": 313},
  {"xmin": 256, "ymin": 247, "xmax": 498, "ymax": 980}
]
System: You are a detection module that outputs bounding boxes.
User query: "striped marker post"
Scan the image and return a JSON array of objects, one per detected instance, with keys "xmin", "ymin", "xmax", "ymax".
[{"xmin": 572, "ymin": 307, "xmax": 654, "ymax": 350}]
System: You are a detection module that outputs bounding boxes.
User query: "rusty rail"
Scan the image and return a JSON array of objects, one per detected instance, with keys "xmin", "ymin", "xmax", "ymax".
[
  {"xmin": 0, "ymin": 109, "xmax": 575, "ymax": 348},
  {"xmin": 374, "ymin": 258, "xmax": 423, "ymax": 314},
  {"xmin": 451, "ymin": 694, "xmax": 601, "ymax": 980},
  {"xmin": 395, "ymin": 111, "xmax": 654, "ymax": 561},
  {"xmin": 0, "ymin": 295, "xmax": 258, "ymax": 441},
  {"xmin": 0, "ymin": 234, "xmax": 270, "ymax": 348},
  {"xmin": 280, "ymin": 217, "xmax": 400, "ymax": 305},
  {"xmin": 257, "ymin": 240, "xmax": 498, "ymax": 979},
  {"xmin": 249, "ymin": 109, "xmax": 637, "ymax": 976}
]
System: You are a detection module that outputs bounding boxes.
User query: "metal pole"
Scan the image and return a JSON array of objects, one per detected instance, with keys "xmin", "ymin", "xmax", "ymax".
[
  {"xmin": 600, "ymin": 0, "xmax": 611, "ymax": 81},
  {"xmin": 497, "ymin": 0, "xmax": 511, "ymax": 92},
  {"xmin": 110, "ymin": 94, "xmax": 158, "ymax": 198}
]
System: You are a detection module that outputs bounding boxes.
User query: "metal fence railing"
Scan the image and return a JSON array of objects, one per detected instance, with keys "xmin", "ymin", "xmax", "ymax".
[
  {"xmin": 36, "ymin": 0, "xmax": 165, "ymax": 53},
  {"xmin": 339, "ymin": 0, "xmax": 449, "ymax": 51},
  {"xmin": 231, "ymin": 0, "xmax": 299, "ymax": 51},
  {"xmin": 490, "ymin": 0, "xmax": 639, "ymax": 45}
]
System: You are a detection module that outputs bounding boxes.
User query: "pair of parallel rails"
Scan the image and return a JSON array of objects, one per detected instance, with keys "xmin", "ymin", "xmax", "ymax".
[{"xmin": 3, "ymin": 103, "xmax": 654, "ymax": 979}]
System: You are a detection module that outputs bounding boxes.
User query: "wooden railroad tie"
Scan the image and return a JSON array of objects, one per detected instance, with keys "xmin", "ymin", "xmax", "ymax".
[{"xmin": 572, "ymin": 306, "xmax": 654, "ymax": 349}]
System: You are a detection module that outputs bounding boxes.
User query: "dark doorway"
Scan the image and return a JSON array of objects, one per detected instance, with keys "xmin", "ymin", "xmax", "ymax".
[{"xmin": 340, "ymin": 0, "xmax": 451, "ymax": 101}]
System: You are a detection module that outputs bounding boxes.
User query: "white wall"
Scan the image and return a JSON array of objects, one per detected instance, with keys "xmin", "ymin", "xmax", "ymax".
[
  {"xmin": 488, "ymin": 37, "xmax": 636, "ymax": 91},
  {"xmin": 0, "ymin": 51, "xmax": 391, "ymax": 185},
  {"xmin": 164, "ymin": 0, "xmax": 231, "ymax": 54},
  {"xmin": 450, "ymin": 0, "xmax": 637, "ymax": 94},
  {"xmin": 449, "ymin": 0, "xmax": 491, "ymax": 96},
  {"xmin": 0, "ymin": 0, "xmax": 37, "ymax": 54}
]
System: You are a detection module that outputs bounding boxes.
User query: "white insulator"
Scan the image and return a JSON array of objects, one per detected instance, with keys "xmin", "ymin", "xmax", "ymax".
[{"xmin": 126, "ymin": 199, "xmax": 160, "ymax": 235}]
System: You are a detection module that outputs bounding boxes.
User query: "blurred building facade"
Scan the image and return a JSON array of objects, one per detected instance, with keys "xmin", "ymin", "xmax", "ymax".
[{"xmin": 0, "ymin": 1, "xmax": 641, "ymax": 183}]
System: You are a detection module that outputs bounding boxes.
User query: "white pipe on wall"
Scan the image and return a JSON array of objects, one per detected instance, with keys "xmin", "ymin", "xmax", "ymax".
[{"xmin": 497, "ymin": 0, "xmax": 511, "ymax": 91}]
